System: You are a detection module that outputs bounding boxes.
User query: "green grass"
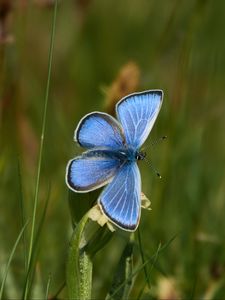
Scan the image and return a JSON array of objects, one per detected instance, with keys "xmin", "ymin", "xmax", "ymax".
[
  {"xmin": 1, "ymin": 0, "xmax": 225, "ymax": 299},
  {"xmin": 24, "ymin": 1, "xmax": 58, "ymax": 298}
]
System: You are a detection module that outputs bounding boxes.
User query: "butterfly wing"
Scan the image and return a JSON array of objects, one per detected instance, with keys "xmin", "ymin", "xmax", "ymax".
[
  {"xmin": 66, "ymin": 149, "xmax": 124, "ymax": 193},
  {"xmin": 98, "ymin": 162, "xmax": 141, "ymax": 231},
  {"xmin": 75, "ymin": 112, "xmax": 125, "ymax": 149},
  {"xmin": 116, "ymin": 90, "xmax": 163, "ymax": 149}
]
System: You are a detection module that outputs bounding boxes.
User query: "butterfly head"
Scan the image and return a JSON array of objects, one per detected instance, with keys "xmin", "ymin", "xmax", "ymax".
[{"xmin": 135, "ymin": 150, "xmax": 146, "ymax": 161}]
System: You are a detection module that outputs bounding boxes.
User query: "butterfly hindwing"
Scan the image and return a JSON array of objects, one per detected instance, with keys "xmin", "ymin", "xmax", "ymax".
[
  {"xmin": 75, "ymin": 112, "xmax": 125, "ymax": 149},
  {"xmin": 98, "ymin": 162, "xmax": 141, "ymax": 231},
  {"xmin": 66, "ymin": 149, "xmax": 123, "ymax": 192},
  {"xmin": 116, "ymin": 90, "xmax": 163, "ymax": 149}
]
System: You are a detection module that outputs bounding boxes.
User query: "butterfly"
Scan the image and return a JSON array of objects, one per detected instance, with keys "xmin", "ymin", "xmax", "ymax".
[{"xmin": 66, "ymin": 90, "xmax": 163, "ymax": 231}]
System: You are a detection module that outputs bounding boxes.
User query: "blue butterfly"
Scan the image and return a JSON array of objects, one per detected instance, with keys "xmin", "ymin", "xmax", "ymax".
[{"xmin": 66, "ymin": 90, "xmax": 163, "ymax": 231}]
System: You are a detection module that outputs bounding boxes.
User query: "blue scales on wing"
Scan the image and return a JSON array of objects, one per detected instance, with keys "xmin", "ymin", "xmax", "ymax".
[
  {"xmin": 75, "ymin": 112, "xmax": 125, "ymax": 149},
  {"xmin": 99, "ymin": 162, "xmax": 141, "ymax": 231},
  {"xmin": 66, "ymin": 149, "xmax": 125, "ymax": 192},
  {"xmin": 116, "ymin": 90, "xmax": 163, "ymax": 149}
]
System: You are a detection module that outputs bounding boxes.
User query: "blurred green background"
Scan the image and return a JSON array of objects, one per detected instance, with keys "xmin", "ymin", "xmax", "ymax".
[{"xmin": 1, "ymin": 0, "xmax": 225, "ymax": 299}]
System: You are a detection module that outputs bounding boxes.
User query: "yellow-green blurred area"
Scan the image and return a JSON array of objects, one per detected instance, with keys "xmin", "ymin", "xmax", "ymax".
[{"xmin": 1, "ymin": 0, "xmax": 225, "ymax": 299}]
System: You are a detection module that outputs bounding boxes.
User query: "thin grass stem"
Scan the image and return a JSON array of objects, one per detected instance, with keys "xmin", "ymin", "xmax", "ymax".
[
  {"xmin": 22, "ymin": 184, "xmax": 52, "ymax": 299},
  {"xmin": 137, "ymin": 228, "xmax": 150, "ymax": 288},
  {"xmin": 48, "ymin": 280, "xmax": 66, "ymax": 300},
  {"xmin": 24, "ymin": 1, "xmax": 58, "ymax": 299},
  {"xmin": 108, "ymin": 234, "xmax": 177, "ymax": 300},
  {"xmin": 0, "ymin": 221, "xmax": 29, "ymax": 300},
  {"xmin": 107, "ymin": 243, "xmax": 162, "ymax": 300},
  {"xmin": 17, "ymin": 159, "xmax": 28, "ymax": 272},
  {"xmin": 45, "ymin": 274, "xmax": 52, "ymax": 300}
]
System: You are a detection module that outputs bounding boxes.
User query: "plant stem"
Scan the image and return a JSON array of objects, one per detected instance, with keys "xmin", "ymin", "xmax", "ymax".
[{"xmin": 66, "ymin": 213, "xmax": 93, "ymax": 300}]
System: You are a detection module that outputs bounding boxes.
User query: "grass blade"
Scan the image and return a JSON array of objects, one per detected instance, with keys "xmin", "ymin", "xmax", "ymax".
[
  {"xmin": 0, "ymin": 220, "xmax": 29, "ymax": 300},
  {"xmin": 22, "ymin": 185, "xmax": 51, "ymax": 299},
  {"xmin": 17, "ymin": 159, "xmax": 28, "ymax": 272},
  {"xmin": 107, "ymin": 234, "xmax": 177, "ymax": 300},
  {"xmin": 24, "ymin": 1, "xmax": 58, "ymax": 299},
  {"xmin": 106, "ymin": 235, "xmax": 134, "ymax": 300},
  {"xmin": 48, "ymin": 280, "xmax": 65, "ymax": 300},
  {"xmin": 137, "ymin": 227, "xmax": 150, "ymax": 288},
  {"xmin": 107, "ymin": 243, "xmax": 162, "ymax": 300},
  {"xmin": 45, "ymin": 274, "xmax": 51, "ymax": 300}
]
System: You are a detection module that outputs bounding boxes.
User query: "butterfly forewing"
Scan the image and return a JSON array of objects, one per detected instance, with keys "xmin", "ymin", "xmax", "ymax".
[
  {"xmin": 116, "ymin": 90, "xmax": 163, "ymax": 149},
  {"xmin": 75, "ymin": 112, "xmax": 126, "ymax": 149}
]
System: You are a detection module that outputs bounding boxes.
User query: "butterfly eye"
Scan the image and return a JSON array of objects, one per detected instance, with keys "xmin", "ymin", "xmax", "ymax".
[{"xmin": 135, "ymin": 151, "xmax": 146, "ymax": 161}]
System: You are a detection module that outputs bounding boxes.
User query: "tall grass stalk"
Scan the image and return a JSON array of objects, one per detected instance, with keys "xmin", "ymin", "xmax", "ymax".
[
  {"xmin": 22, "ymin": 185, "xmax": 51, "ymax": 299},
  {"xmin": 107, "ymin": 243, "xmax": 162, "ymax": 300},
  {"xmin": 45, "ymin": 274, "xmax": 52, "ymax": 300},
  {"xmin": 108, "ymin": 234, "xmax": 176, "ymax": 300},
  {"xmin": 24, "ymin": 1, "xmax": 58, "ymax": 299},
  {"xmin": 17, "ymin": 160, "xmax": 28, "ymax": 272},
  {"xmin": 137, "ymin": 228, "xmax": 150, "ymax": 288}
]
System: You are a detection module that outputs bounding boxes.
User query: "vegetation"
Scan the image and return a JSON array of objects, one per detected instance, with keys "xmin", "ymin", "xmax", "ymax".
[{"xmin": 1, "ymin": 0, "xmax": 225, "ymax": 298}]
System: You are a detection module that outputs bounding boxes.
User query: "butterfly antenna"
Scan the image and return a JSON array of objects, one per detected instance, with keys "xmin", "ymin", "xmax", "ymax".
[
  {"xmin": 143, "ymin": 156, "xmax": 162, "ymax": 179},
  {"xmin": 143, "ymin": 135, "xmax": 167, "ymax": 151}
]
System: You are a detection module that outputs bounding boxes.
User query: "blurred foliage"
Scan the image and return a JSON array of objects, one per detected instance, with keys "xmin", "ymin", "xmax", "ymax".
[{"xmin": 1, "ymin": 0, "xmax": 225, "ymax": 299}]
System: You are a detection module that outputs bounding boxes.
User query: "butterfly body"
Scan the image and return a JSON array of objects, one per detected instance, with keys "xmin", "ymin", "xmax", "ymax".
[
  {"xmin": 110, "ymin": 147, "xmax": 140, "ymax": 163},
  {"xmin": 79, "ymin": 147, "xmax": 136, "ymax": 162},
  {"xmin": 66, "ymin": 90, "xmax": 163, "ymax": 231}
]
